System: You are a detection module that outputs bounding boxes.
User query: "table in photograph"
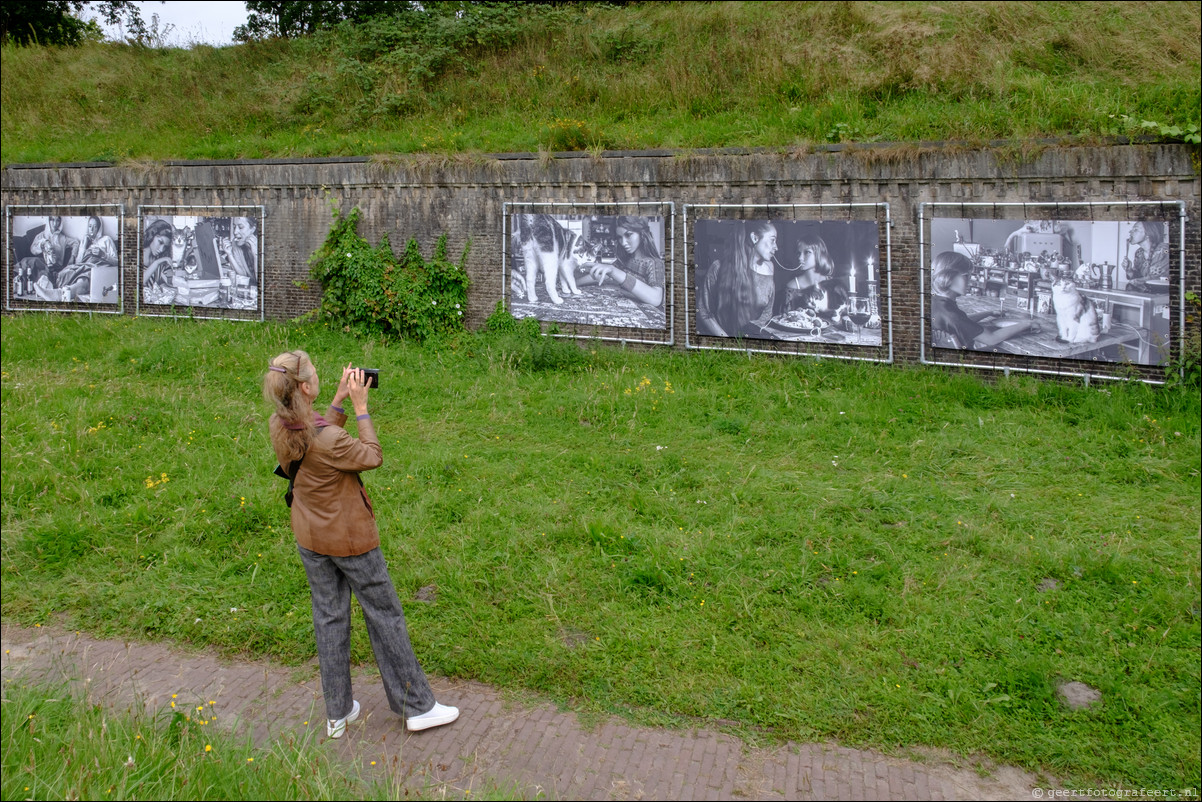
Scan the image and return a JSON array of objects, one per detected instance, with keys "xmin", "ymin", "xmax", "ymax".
[
  {"xmin": 955, "ymin": 295, "xmax": 1147, "ymax": 361},
  {"xmin": 511, "ymin": 284, "xmax": 665, "ymax": 329},
  {"xmin": 758, "ymin": 316, "xmax": 883, "ymax": 346}
]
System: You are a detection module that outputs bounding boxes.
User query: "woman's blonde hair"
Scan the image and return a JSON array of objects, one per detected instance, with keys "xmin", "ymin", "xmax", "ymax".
[{"xmin": 264, "ymin": 350, "xmax": 316, "ymax": 462}]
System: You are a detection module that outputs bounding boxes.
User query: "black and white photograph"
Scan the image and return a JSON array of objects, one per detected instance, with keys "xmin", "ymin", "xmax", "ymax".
[
  {"xmin": 9, "ymin": 213, "xmax": 120, "ymax": 304},
  {"xmin": 929, "ymin": 218, "xmax": 1171, "ymax": 366},
  {"xmin": 693, "ymin": 218, "xmax": 882, "ymax": 346},
  {"xmin": 141, "ymin": 213, "xmax": 260, "ymax": 310},
  {"xmin": 509, "ymin": 212, "xmax": 667, "ymax": 330}
]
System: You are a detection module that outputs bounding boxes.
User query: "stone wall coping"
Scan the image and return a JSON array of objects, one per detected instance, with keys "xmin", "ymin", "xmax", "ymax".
[{"xmin": 2, "ymin": 136, "xmax": 1170, "ymax": 171}]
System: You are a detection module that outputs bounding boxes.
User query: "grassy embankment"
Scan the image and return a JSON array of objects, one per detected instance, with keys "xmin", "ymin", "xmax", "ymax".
[
  {"xmin": 1, "ymin": 1, "xmax": 1198, "ymax": 163},
  {"xmin": 1, "ymin": 314, "xmax": 1199, "ymax": 793}
]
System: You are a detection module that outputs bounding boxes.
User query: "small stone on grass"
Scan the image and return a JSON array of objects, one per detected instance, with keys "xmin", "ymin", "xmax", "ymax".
[{"xmin": 1057, "ymin": 680, "xmax": 1101, "ymax": 710}]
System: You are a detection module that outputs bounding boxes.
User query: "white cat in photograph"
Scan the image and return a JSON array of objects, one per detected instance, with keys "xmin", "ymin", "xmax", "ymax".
[{"xmin": 1051, "ymin": 278, "xmax": 1100, "ymax": 344}]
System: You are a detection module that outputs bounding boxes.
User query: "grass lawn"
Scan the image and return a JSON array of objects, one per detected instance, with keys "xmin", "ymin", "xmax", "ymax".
[{"xmin": 1, "ymin": 313, "xmax": 1199, "ymax": 793}]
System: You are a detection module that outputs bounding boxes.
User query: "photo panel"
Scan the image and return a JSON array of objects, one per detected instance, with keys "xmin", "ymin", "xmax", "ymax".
[
  {"xmin": 507, "ymin": 211, "xmax": 668, "ymax": 331},
  {"xmin": 139, "ymin": 210, "xmax": 261, "ymax": 312},
  {"xmin": 929, "ymin": 217, "xmax": 1171, "ymax": 366},
  {"xmin": 9, "ymin": 211, "xmax": 121, "ymax": 307},
  {"xmin": 692, "ymin": 218, "xmax": 883, "ymax": 347}
]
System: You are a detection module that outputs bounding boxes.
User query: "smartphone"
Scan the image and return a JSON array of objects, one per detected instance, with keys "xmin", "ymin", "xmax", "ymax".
[{"xmin": 360, "ymin": 368, "xmax": 379, "ymax": 389}]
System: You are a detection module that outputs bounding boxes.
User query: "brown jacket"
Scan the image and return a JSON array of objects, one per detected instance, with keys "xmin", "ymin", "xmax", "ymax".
[{"xmin": 274, "ymin": 406, "xmax": 383, "ymax": 557}]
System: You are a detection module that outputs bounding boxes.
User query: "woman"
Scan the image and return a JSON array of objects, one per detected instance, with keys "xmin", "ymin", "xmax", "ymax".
[
  {"xmin": 264, "ymin": 351, "xmax": 459, "ymax": 738},
  {"xmin": 931, "ymin": 251, "xmax": 1039, "ymax": 349},
  {"xmin": 585, "ymin": 216, "xmax": 664, "ymax": 307},
  {"xmin": 779, "ymin": 233, "xmax": 835, "ymax": 314},
  {"xmin": 78, "ymin": 215, "xmax": 118, "ymax": 266},
  {"xmin": 141, "ymin": 218, "xmax": 176, "ymax": 296},
  {"xmin": 29, "ymin": 215, "xmax": 80, "ymax": 283},
  {"xmin": 696, "ymin": 220, "xmax": 778, "ymax": 338},
  {"xmin": 220, "ymin": 216, "xmax": 259, "ymax": 288},
  {"xmin": 1122, "ymin": 221, "xmax": 1169, "ymax": 292}
]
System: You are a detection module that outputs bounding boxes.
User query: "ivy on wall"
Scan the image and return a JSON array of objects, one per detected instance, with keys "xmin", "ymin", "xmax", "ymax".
[{"xmin": 308, "ymin": 206, "xmax": 469, "ymax": 341}]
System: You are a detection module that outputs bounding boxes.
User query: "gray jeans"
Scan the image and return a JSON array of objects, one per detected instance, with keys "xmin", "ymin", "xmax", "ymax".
[{"xmin": 297, "ymin": 545, "xmax": 436, "ymax": 721}]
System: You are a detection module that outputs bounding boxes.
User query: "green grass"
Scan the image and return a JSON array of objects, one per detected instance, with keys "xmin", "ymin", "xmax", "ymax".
[
  {"xmin": 0, "ymin": 677, "xmax": 523, "ymax": 800},
  {"xmin": 1, "ymin": 679, "xmax": 370, "ymax": 800},
  {"xmin": 2, "ymin": 1, "xmax": 1198, "ymax": 163},
  {"xmin": 1, "ymin": 314, "xmax": 1199, "ymax": 794}
]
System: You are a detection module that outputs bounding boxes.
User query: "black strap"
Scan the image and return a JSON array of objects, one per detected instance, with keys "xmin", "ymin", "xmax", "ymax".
[{"xmin": 274, "ymin": 451, "xmax": 307, "ymax": 508}]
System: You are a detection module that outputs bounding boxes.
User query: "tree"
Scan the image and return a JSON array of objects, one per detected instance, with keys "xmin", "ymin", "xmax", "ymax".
[
  {"xmin": 234, "ymin": 1, "xmax": 417, "ymax": 42},
  {"xmin": 1, "ymin": 1, "xmax": 151, "ymax": 46}
]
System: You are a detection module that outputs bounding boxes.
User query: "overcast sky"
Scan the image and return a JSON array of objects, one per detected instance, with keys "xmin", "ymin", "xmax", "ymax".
[{"xmin": 94, "ymin": 1, "xmax": 249, "ymax": 47}]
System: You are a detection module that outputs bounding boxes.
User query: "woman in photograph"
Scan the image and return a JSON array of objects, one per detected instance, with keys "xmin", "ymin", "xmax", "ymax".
[
  {"xmin": 141, "ymin": 218, "xmax": 176, "ymax": 294},
  {"xmin": 220, "ymin": 216, "xmax": 259, "ymax": 288},
  {"xmin": 931, "ymin": 251, "xmax": 1039, "ymax": 349},
  {"xmin": 1122, "ymin": 220, "xmax": 1169, "ymax": 292},
  {"xmin": 584, "ymin": 216, "xmax": 663, "ymax": 307},
  {"xmin": 779, "ymin": 233, "xmax": 835, "ymax": 314},
  {"xmin": 696, "ymin": 220, "xmax": 778, "ymax": 337},
  {"xmin": 78, "ymin": 215, "xmax": 118, "ymax": 266},
  {"xmin": 264, "ymin": 351, "xmax": 459, "ymax": 739}
]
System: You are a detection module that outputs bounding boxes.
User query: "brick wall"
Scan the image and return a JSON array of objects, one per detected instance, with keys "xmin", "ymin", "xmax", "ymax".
[{"xmin": 3, "ymin": 142, "xmax": 1197, "ymax": 380}]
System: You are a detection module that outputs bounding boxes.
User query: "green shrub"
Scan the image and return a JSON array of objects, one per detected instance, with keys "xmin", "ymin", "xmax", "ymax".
[{"xmin": 307, "ymin": 206, "xmax": 469, "ymax": 342}]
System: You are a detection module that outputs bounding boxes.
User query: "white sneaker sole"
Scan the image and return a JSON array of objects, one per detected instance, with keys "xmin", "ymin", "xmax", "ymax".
[{"xmin": 406, "ymin": 705, "xmax": 459, "ymax": 732}]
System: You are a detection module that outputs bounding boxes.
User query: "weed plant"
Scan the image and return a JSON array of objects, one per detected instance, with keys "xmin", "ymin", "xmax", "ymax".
[
  {"xmin": 1, "ymin": 314, "xmax": 1199, "ymax": 792},
  {"xmin": 2, "ymin": 1, "xmax": 1198, "ymax": 162}
]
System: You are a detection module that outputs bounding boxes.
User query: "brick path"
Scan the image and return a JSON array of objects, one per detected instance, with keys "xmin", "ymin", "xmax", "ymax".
[{"xmin": 2, "ymin": 623, "xmax": 1044, "ymax": 800}]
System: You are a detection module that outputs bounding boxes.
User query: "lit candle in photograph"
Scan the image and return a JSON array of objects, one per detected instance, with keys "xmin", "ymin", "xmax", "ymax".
[
  {"xmin": 866, "ymin": 256, "xmax": 875, "ymax": 283},
  {"xmin": 849, "ymin": 265, "xmax": 858, "ymax": 295}
]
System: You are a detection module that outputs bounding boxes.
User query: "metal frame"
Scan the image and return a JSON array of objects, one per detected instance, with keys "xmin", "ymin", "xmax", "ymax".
[
  {"xmin": 918, "ymin": 201, "xmax": 1187, "ymax": 385},
  {"xmin": 501, "ymin": 201, "xmax": 675, "ymax": 347},
  {"xmin": 682, "ymin": 203, "xmax": 894, "ymax": 363},
  {"xmin": 136, "ymin": 205, "xmax": 266, "ymax": 321},
  {"xmin": 6, "ymin": 204, "xmax": 125, "ymax": 315}
]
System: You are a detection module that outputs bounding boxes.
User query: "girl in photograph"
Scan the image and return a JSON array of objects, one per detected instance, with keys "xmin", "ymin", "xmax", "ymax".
[
  {"xmin": 264, "ymin": 351, "xmax": 459, "ymax": 739},
  {"xmin": 78, "ymin": 215, "xmax": 118, "ymax": 266},
  {"xmin": 779, "ymin": 233, "xmax": 835, "ymax": 314},
  {"xmin": 931, "ymin": 251, "xmax": 1039, "ymax": 349},
  {"xmin": 584, "ymin": 216, "xmax": 664, "ymax": 307},
  {"xmin": 29, "ymin": 215, "xmax": 81, "ymax": 282},
  {"xmin": 1122, "ymin": 221, "xmax": 1169, "ymax": 292},
  {"xmin": 696, "ymin": 220, "xmax": 778, "ymax": 337},
  {"xmin": 141, "ymin": 218, "xmax": 176, "ymax": 295},
  {"xmin": 220, "ymin": 216, "xmax": 259, "ymax": 288}
]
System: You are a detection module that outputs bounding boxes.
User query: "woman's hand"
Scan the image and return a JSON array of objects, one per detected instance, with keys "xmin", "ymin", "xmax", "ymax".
[
  {"xmin": 589, "ymin": 265, "xmax": 623, "ymax": 287},
  {"xmin": 333, "ymin": 362, "xmax": 354, "ymax": 407},
  {"xmin": 347, "ymin": 368, "xmax": 370, "ymax": 415}
]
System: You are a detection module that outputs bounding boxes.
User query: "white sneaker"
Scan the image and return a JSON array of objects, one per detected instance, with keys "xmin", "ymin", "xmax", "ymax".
[
  {"xmin": 327, "ymin": 699, "xmax": 360, "ymax": 739},
  {"xmin": 406, "ymin": 702, "xmax": 459, "ymax": 732}
]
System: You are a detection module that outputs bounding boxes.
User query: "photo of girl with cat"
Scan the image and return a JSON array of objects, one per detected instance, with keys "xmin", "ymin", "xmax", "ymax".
[
  {"xmin": 507, "ymin": 212, "xmax": 667, "ymax": 331},
  {"xmin": 930, "ymin": 252, "xmax": 1041, "ymax": 349},
  {"xmin": 140, "ymin": 212, "xmax": 261, "ymax": 310},
  {"xmin": 929, "ymin": 216, "xmax": 1172, "ymax": 366}
]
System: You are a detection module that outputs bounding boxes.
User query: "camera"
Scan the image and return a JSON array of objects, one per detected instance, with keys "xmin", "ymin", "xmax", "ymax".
[{"xmin": 359, "ymin": 368, "xmax": 380, "ymax": 389}]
